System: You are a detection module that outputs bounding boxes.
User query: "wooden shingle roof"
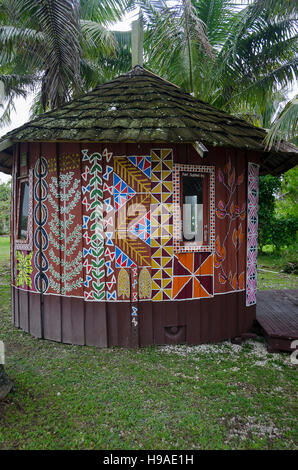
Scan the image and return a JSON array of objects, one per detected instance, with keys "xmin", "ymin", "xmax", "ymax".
[{"xmin": 0, "ymin": 65, "xmax": 297, "ymax": 174}]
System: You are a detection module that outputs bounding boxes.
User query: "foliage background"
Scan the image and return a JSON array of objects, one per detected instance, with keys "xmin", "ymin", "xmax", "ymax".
[
  {"xmin": 258, "ymin": 166, "xmax": 298, "ymax": 274},
  {"xmin": 0, "ymin": 182, "xmax": 10, "ymax": 235}
]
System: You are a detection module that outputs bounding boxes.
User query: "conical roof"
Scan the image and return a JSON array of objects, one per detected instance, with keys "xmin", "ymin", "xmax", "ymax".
[{"xmin": 0, "ymin": 65, "xmax": 297, "ymax": 174}]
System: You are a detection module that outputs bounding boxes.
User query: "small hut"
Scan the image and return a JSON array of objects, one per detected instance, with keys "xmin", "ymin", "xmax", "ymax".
[{"xmin": 0, "ymin": 65, "xmax": 297, "ymax": 348}]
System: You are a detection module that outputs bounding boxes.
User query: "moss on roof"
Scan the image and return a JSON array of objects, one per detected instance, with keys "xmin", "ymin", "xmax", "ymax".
[
  {"xmin": 1, "ymin": 66, "xmax": 268, "ymax": 148},
  {"xmin": 0, "ymin": 66, "xmax": 297, "ymax": 175}
]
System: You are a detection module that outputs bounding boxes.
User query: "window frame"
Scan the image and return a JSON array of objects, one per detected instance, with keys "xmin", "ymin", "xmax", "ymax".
[
  {"xmin": 15, "ymin": 169, "xmax": 33, "ymax": 251},
  {"xmin": 173, "ymin": 163, "xmax": 215, "ymax": 253},
  {"xmin": 181, "ymin": 172, "xmax": 208, "ymax": 244}
]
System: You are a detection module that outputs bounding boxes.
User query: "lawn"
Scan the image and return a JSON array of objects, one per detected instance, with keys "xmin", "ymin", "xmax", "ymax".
[
  {"xmin": 0, "ymin": 236, "xmax": 10, "ymax": 260},
  {"xmin": 0, "ymin": 236, "xmax": 10, "ymax": 287},
  {"xmin": 258, "ymin": 248, "xmax": 298, "ymax": 290},
  {"xmin": 0, "ymin": 237, "xmax": 297, "ymax": 450}
]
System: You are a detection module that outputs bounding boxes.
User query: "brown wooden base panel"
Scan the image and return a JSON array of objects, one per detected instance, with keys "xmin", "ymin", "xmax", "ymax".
[{"xmin": 12, "ymin": 287, "xmax": 255, "ymax": 348}]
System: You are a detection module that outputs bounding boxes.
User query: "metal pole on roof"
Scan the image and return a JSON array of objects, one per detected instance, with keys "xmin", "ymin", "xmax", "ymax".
[{"xmin": 131, "ymin": 15, "xmax": 144, "ymax": 67}]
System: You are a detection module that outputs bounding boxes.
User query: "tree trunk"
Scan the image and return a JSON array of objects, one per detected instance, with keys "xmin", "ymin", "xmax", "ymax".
[{"xmin": 0, "ymin": 364, "xmax": 13, "ymax": 400}]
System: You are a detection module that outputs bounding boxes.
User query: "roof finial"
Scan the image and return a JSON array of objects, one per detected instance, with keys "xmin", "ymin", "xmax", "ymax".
[{"xmin": 131, "ymin": 14, "xmax": 144, "ymax": 67}]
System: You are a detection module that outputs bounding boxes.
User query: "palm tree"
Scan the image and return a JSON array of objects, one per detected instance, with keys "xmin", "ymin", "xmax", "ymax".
[
  {"xmin": 0, "ymin": 0, "xmax": 131, "ymax": 124},
  {"xmin": 139, "ymin": 0, "xmax": 297, "ymax": 118},
  {"xmin": 1, "ymin": 0, "xmax": 297, "ymax": 140},
  {"xmin": 265, "ymin": 94, "xmax": 298, "ymax": 149},
  {"xmin": 140, "ymin": 0, "xmax": 214, "ymax": 95}
]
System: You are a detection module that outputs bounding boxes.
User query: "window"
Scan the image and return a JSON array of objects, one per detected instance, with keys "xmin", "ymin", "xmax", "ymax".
[
  {"xmin": 182, "ymin": 174, "xmax": 204, "ymax": 242},
  {"xmin": 182, "ymin": 172, "xmax": 210, "ymax": 245},
  {"xmin": 18, "ymin": 180, "xmax": 29, "ymax": 240},
  {"xmin": 15, "ymin": 169, "xmax": 33, "ymax": 251},
  {"xmin": 173, "ymin": 164, "xmax": 215, "ymax": 253}
]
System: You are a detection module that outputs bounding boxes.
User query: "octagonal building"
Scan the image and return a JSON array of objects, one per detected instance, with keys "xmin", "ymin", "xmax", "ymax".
[{"xmin": 0, "ymin": 66, "xmax": 296, "ymax": 347}]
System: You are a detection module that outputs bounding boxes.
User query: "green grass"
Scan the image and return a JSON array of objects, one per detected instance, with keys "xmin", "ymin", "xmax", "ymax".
[
  {"xmin": 0, "ymin": 236, "xmax": 10, "ymax": 286},
  {"xmin": 0, "ymin": 237, "xmax": 297, "ymax": 449},
  {"xmin": 0, "ymin": 236, "xmax": 9, "ymax": 260},
  {"xmin": 258, "ymin": 246, "xmax": 298, "ymax": 290}
]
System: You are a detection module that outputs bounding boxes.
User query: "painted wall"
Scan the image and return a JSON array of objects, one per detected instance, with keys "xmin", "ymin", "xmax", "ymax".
[
  {"xmin": 10, "ymin": 142, "xmax": 259, "ymax": 346},
  {"xmin": 11, "ymin": 142, "xmax": 260, "ymax": 303}
]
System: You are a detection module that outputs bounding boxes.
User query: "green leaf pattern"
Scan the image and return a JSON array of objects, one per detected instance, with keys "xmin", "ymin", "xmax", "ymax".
[
  {"xmin": 48, "ymin": 171, "xmax": 83, "ymax": 294},
  {"xmin": 16, "ymin": 251, "xmax": 33, "ymax": 289},
  {"xmin": 82, "ymin": 150, "xmax": 105, "ymax": 300}
]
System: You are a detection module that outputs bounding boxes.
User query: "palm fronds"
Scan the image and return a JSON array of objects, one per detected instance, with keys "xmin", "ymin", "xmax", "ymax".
[
  {"xmin": 265, "ymin": 95, "xmax": 298, "ymax": 149},
  {"xmin": 0, "ymin": 0, "xmax": 131, "ymax": 125}
]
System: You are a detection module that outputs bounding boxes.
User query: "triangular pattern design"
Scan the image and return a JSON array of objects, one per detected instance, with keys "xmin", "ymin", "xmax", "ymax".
[
  {"xmin": 127, "ymin": 156, "xmax": 151, "ymax": 179},
  {"xmin": 81, "ymin": 148, "xmax": 106, "ymax": 301},
  {"xmin": 103, "ymin": 150, "xmax": 116, "ymax": 300},
  {"xmin": 172, "ymin": 252, "xmax": 214, "ymax": 300},
  {"xmin": 114, "ymin": 156, "xmax": 151, "ymax": 271},
  {"xmin": 115, "ymin": 246, "xmax": 136, "ymax": 268},
  {"xmin": 128, "ymin": 211, "xmax": 151, "ymax": 246},
  {"xmin": 113, "ymin": 173, "xmax": 136, "ymax": 211},
  {"xmin": 246, "ymin": 163, "xmax": 259, "ymax": 306},
  {"xmin": 150, "ymin": 149, "xmax": 174, "ymax": 301}
]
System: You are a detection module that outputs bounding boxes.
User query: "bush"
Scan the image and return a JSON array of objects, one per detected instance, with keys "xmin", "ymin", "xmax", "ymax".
[
  {"xmin": 258, "ymin": 175, "xmax": 281, "ymax": 251},
  {"xmin": 282, "ymin": 262, "xmax": 298, "ymax": 275},
  {"xmin": 279, "ymin": 241, "xmax": 298, "ymax": 274},
  {"xmin": 0, "ymin": 182, "xmax": 11, "ymax": 235},
  {"xmin": 271, "ymin": 216, "xmax": 298, "ymax": 252}
]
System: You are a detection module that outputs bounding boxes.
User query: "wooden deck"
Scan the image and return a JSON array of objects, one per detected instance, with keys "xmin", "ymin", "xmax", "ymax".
[{"xmin": 256, "ymin": 289, "xmax": 298, "ymax": 353}]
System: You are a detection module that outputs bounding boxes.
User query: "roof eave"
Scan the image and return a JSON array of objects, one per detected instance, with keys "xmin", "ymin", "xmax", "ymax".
[{"xmin": 0, "ymin": 139, "xmax": 13, "ymax": 174}]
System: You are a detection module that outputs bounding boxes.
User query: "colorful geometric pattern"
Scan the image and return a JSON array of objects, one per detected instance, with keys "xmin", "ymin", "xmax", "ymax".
[
  {"xmin": 115, "ymin": 246, "xmax": 136, "ymax": 268},
  {"xmin": 131, "ymin": 267, "xmax": 138, "ymax": 303},
  {"xmin": 114, "ymin": 156, "xmax": 151, "ymax": 270},
  {"xmin": 115, "ymin": 195, "xmax": 151, "ymax": 267},
  {"xmin": 128, "ymin": 211, "xmax": 151, "ymax": 246},
  {"xmin": 151, "ymin": 149, "xmax": 173, "ymax": 301},
  {"xmin": 81, "ymin": 149, "xmax": 105, "ymax": 300},
  {"xmin": 173, "ymin": 163, "xmax": 215, "ymax": 253},
  {"xmin": 16, "ymin": 144, "xmax": 252, "ymax": 307},
  {"xmin": 172, "ymin": 252, "xmax": 214, "ymax": 300},
  {"xmin": 113, "ymin": 173, "xmax": 136, "ymax": 211},
  {"xmin": 102, "ymin": 148, "xmax": 117, "ymax": 301},
  {"xmin": 246, "ymin": 162, "xmax": 259, "ymax": 306},
  {"xmin": 131, "ymin": 267, "xmax": 139, "ymax": 343},
  {"xmin": 127, "ymin": 156, "xmax": 151, "ymax": 179},
  {"xmin": 114, "ymin": 157, "xmax": 151, "ymax": 194}
]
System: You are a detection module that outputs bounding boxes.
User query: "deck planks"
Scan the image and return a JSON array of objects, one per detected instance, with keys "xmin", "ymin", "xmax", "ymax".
[{"xmin": 256, "ymin": 289, "xmax": 298, "ymax": 352}]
